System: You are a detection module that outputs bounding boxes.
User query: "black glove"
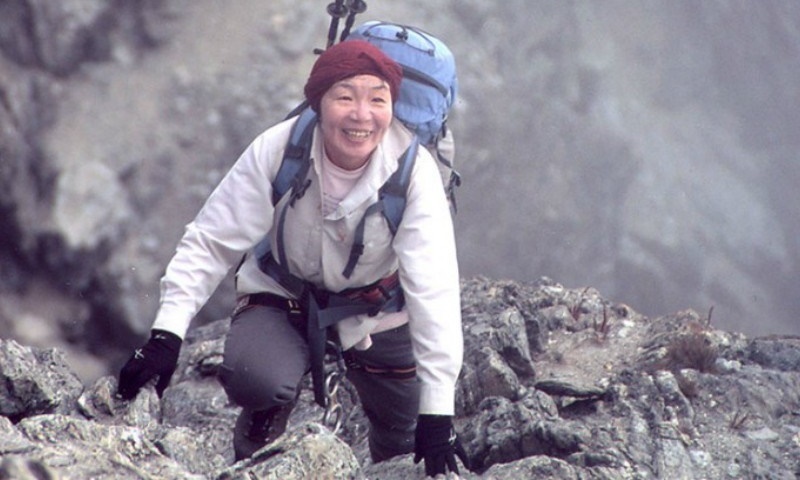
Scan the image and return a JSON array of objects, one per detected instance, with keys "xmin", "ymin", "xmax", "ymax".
[
  {"xmin": 413, "ymin": 414, "xmax": 470, "ymax": 477},
  {"xmin": 117, "ymin": 329, "xmax": 182, "ymax": 400}
]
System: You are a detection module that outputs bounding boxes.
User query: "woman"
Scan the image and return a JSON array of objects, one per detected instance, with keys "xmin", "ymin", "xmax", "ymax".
[{"xmin": 117, "ymin": 40, "xmax": 466, "ymax": 477}]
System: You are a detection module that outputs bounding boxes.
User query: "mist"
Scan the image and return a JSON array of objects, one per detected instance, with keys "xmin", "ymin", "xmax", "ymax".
[{"xmin": 433, "ymin": 1, "xmax": 800, "ymax": 336}]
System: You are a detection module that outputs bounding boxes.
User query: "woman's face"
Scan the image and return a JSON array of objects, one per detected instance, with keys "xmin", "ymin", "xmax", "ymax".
[{"xmin": 319, "ymin": 74, "xmax": 393, "ymax": 170}]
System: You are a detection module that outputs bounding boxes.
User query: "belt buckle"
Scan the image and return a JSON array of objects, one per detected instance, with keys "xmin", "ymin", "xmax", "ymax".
[
  {"xmin": 362, "ymin": 285, "xmax": 389, "ymax": 304},
  {"xmin": 287, "ymin": 299, "xmax": 302, "ymax": 314}
]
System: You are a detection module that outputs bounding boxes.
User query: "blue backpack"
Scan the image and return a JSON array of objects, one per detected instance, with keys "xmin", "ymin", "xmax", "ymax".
[
  {"xmin": 259, "ymin": 21, "xmax": 458, "ymax": 280},
  {"xmin": 349, "ymin": 21, "xmax": 461, "ymax": 208},
  {"xmin": 348, "ymin": 21, "xmax": 457, "ymax": 148}
]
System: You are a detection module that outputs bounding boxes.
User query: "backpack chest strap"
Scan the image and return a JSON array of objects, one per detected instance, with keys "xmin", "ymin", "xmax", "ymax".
[{"xmin": 341, "ymin": 138, "xmax": 418, "ymax": 279}]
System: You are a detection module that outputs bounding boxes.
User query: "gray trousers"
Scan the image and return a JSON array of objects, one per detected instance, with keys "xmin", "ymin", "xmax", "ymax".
[{"xmin": 218, "ymin": 304, "xmax": 420, "ymax": 462}]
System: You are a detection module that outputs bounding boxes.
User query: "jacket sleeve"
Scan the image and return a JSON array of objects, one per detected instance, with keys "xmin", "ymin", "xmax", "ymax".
[
  {"xmin": 393, "ymin": 147, "xmax": 463, "ymax": 416},
  {"xmin": 151, "ymin": 128, "xmax": 284, "ymax": 338}
]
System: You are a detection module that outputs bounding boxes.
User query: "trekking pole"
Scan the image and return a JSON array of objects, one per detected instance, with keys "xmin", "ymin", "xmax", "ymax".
[
  {"xmin": 340, "ymin": 0, "xmax": 368, "ymax": 41},
  {"xmin": 325, "ymin": 0, "xmax": 349, "ymax": 48}
]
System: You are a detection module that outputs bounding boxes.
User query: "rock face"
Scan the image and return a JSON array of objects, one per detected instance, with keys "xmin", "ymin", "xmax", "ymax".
[
  {"xmin": 1, "ymin": 1, "xmax": 799, "ymax": 384},
  {"xmin": 1, "ymin": 277, "xmax": 799, "ymax": 479}
]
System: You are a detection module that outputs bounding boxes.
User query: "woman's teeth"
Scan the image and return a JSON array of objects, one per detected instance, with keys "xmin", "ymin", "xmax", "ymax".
[{"xmin": 345, "ymin": 129, "xmax": 370, "ymax": 139}]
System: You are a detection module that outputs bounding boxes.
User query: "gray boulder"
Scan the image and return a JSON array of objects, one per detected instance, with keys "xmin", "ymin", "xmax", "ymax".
[{"xmin": 0, "ymin": 340, "xmax": 83, "ymax": 420}]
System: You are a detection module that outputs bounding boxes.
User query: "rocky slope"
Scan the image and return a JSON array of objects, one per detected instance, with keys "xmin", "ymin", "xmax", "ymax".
[
  {"xmin": 1, "ymin": 1, "xmax": 800, "ymax": 386},
  {"xmin": 1, "ymin": 277, "xmax": 799, "ymax": 479}
]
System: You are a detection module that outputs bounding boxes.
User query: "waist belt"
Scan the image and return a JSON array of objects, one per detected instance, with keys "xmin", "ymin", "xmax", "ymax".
[
  {"xmin": 233, "ymin": 292, "xmax": 303, "ymax": 318},
  {"xmin": 340, "ymin": 271, "xmax": 400, "ymax": 305},
  {"xmin": 254, "ymin": 251, "xmax": 404, "ymax": 407}
]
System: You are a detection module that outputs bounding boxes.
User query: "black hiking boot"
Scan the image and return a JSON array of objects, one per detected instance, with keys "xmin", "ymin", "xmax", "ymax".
[{"xmin": 233, "ymin": 399, "xmax": 297, "ymax": 461}]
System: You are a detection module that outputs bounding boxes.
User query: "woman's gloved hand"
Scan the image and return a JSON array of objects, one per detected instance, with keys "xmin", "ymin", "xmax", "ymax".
[
  {"xmin": 413, "ymin": 414, "xmax": 470, "ymax": 477},
  {"xmin": 117, "ymin": 329, "xmax": 182, "ymax": 400}
]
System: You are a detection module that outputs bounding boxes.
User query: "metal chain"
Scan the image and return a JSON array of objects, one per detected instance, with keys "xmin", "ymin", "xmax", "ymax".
[
  {"xmin": 321, "ymin": 341, "xmax": 348, "ymax": 434},
  {"xmin": 321, "ymin": 369, "xmax": 344, "ymax": 434}
]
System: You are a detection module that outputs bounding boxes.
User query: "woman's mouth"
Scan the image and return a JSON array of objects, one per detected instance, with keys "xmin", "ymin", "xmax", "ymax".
[{"xmin": 344, "ymin": 129, "xmax": 371, "ymax": 140}]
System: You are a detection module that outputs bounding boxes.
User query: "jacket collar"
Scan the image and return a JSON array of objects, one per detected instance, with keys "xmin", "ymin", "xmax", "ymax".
[{"xmin": 311, "ymin": 119, "xmax": 415, "ymax": 218}]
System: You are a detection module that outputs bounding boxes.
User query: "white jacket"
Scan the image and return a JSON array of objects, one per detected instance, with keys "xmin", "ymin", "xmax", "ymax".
[{"xmin": 152, "ymin": 116, "xmax": 463, "ymax": 415}]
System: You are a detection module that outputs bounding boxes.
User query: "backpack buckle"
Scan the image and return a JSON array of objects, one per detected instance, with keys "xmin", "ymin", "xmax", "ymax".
[{"xmin": 289, "ymin": 178, "xmax": 312, "ymax": 206}]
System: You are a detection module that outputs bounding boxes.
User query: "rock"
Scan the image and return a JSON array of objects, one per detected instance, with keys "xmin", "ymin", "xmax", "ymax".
[
  {"xmin": 482, "ymin": 455, "xmax": 580, "ymax": 480},
  {"xmin": 458, "ymin": 301, "xmax": 537, "ymax": 415},
  {"xmin": 534, "ymin": 379, "xmax": 607, "ymax": 399},
  {"xmin": 0, "ymin": 416, "xmax": 36, "ymax": 455},
  {"xmin": 458, "ymin": 346, "xmax": 522, "ymax": 416},
  {"xmin": 748, "ymin": 336, "xmax": 800, "ymax": 372},
  {"xmin": 14, "ymin": 413, "xmax": 205, "ymax": 479},
  {"xmin": 0, "ymin": 57, "xmax": 56, "ymax": 266},
  {"xmin": 0, "ymin": 0, "xmax": 145, "ymax": 75},
  {"xmin": 0, "ymin": 340, "xmax": 83, "ymax": 420},
  {"xmin": 467, "ymin": 308, "xmax": 535, "ymax": 377},
  {"xmin": 460, "ymin": 394, "xmax": 587, "ymax": 472},
  {"xmin": 1, "ymin": 0, "xmax": 800, "ymax": 388},
  {"xmin": 216, "ymin": 423, "xmax": 361, "ymax": 480},
  {"xmin": 2, "ymin": 277, "xmax": 800, "ymax": 478},
  {"xmin": 745, "ymin": 427, "xmax": 780, "ymax": 442}
]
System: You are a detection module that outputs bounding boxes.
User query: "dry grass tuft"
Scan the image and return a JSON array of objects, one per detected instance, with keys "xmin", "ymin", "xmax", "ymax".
[{"xmin": 665, "ymin": 333, "xmax": 719, "ymax": 374}]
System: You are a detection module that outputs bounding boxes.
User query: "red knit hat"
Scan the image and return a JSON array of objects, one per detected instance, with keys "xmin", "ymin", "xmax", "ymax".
[{"xmin": 304, "ymin": 40, "xmax": 403, "ymax": 113}]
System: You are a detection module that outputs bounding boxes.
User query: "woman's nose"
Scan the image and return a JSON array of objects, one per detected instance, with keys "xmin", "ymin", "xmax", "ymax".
[{"xmin": 349, "ymin": 99, "xmax": 371, "ymax": 120}]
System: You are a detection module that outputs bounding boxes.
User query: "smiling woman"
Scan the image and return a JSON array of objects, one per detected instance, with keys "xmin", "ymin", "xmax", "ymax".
[{"xmin": 116, "ymin": 36, "xmax": 467, "ymax": 476}]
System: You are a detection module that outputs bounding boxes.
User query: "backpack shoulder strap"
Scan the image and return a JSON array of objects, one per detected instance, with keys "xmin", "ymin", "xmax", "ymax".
[
  {"xmin": 252, "ymin": 107, "xmax": 317, "ymax": 274},
  {"xmin": 381, "ymin": 137, "xmax": 418, "ymax": 234},
  {"xmin": 342, "ymin": 137, "xmax": 419, "ymax": 279},
  {"xmin": 272, "ymin": 107, "xmax": 318, "ymax": 205},
  {"xmin": 435, "ymin": 145, "xmax": 461, "ymax": 214}
]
